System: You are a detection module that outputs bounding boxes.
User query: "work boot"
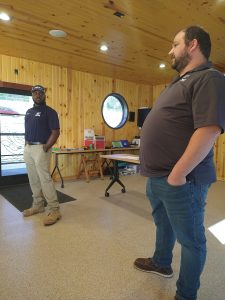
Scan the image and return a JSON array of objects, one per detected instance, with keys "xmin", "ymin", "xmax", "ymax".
[
  {"xmin": 23, "ymin": 206, "xmax": 45, "ymax": 217},
  {"xmin": 43, "ymin": 210, "xmax": 61, "ymax": 226}
]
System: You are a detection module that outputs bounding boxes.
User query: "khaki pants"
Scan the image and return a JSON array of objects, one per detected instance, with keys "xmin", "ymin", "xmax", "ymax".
[{"xmin": 24, "ymin": 144, "xmax": 59, "ymax": 212}]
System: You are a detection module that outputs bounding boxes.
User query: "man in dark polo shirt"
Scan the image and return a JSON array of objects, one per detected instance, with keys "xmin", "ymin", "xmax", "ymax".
[
  {"xmin": 23, "ymin": 85, "xmax": 61, "ymax": 226},
  {"xmin": 134, "ymin": 26, "xmax": 225, "ymax": 300}
]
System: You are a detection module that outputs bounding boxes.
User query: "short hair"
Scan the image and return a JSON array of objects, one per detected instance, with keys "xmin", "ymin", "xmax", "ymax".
[{"xmin": 183, "ymin": 26, "xmax": 211, "ymax": 60}]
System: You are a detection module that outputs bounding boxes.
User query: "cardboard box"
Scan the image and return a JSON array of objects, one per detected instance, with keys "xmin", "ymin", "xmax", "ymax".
[{"xmin": 95, "ymin": 136, "xmax": 105, "ymax": 149}]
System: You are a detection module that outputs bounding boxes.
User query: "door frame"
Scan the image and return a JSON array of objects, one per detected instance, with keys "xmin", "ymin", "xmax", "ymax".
[{"xmin": 0, "ymin": 81, "xmax": 32, "ymax": 186}]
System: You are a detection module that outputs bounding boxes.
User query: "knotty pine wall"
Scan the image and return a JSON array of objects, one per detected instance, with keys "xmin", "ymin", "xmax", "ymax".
[
  {"xmin": 0, "ymin": 54, "xmax": 152, "ymax": 180},
  {"xmin": 1, "ymin": 54, "xmax": 224, "ymax": 181}
]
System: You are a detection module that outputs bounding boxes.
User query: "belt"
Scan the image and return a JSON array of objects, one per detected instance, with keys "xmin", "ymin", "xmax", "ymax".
[{"xmin": 26, "ymin": 141, "xmax": 44, "ymax": 145}]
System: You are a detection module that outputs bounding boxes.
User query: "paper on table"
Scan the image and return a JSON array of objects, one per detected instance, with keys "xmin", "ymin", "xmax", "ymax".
[{"xmin": 120, "ymin": 155, "xmax": 139, "ymax": 160}]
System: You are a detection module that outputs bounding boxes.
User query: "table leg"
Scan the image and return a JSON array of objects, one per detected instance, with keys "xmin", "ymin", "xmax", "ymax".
[
  {"xmin": 51, "ymin": 154, "xmax": 64, "ymax": 188},
  {"xmin": 101, "ymin": 158, "xmax": 113, "ymax": 177},
  {"xmin": 104, "ymin": 160, "xmax": 126, "ymax": 197}
]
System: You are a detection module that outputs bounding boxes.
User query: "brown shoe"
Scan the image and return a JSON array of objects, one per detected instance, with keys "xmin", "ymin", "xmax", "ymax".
[
  {"xmin": 43, "ymin": 210, "xmax": 61, "ymax": 226},
  {"xmin": 134, "ymin": 257, "xmax": 173, "ymax": 278},
  {"xmin": 23, "ymin": 207, "xmax": 45, "ymax": 217}
]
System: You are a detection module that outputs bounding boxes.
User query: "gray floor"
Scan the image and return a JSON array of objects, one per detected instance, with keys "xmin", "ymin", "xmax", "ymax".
[{"xmin": 0, "ymin": 174, "xmax": 225, "ymax": 300}]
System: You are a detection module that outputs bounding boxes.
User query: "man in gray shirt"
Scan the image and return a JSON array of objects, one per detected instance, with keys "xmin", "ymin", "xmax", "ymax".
[{"xmin": 134, "ymin": 26, "xmax": 225, "ymax": 300}]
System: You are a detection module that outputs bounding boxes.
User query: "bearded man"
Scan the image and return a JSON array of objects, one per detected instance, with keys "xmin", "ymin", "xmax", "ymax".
[{"xmin": 134, "ymin": 26, "xmax": 225, "ymax": 300}]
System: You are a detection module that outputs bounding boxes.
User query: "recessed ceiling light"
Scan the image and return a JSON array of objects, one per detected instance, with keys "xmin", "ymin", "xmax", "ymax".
[
  {"xmin": 159, "ymin": 63, "xmax": 166, "ymax": 69},
  {"xmin": 0, "ymin": 12, "xmax": 11, "ymax": 21},
  {"xmin": 100, "ymin": 44, "xmax": 108, "ymax": 52},
  {"xmin": 49, "ymin": 29, "xmax": 67, "ymax": 38}
]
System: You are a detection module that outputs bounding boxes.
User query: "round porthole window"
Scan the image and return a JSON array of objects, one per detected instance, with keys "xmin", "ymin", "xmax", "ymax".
[{"xmin": 101, "ymin": 93, "xmax": 129, "ymax": 129}]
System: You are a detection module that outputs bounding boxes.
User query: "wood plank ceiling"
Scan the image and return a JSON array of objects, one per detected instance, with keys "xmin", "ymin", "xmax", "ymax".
[{"xmin": 0, "ymin": 0, "xmax": 224, "ymax": 85}]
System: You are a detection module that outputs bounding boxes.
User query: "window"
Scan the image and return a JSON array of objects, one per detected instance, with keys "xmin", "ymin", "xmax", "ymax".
[
  {"xmin": 101, "ymin": 93, "xmax": 128, "ymax": 129},
  {"xmin": 0, "ymin": 87, "xmax": 33, "ymax": 176}
]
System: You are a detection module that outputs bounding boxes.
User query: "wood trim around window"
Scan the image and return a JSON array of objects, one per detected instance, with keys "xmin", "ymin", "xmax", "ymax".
[{"xmin": 0, "ymin": 81, "xmax": 32, "ymax": 91}]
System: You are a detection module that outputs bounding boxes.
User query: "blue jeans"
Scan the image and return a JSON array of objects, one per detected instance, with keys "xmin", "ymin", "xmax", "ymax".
[{"xmin": 146, "ymin": 177, "xmax": 209, "ymax": 300}]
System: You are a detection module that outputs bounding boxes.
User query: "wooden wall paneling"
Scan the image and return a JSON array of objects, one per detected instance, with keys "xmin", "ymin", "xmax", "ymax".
[
  {"xmin": 219, "ymin": 135, "xmax": 225, "ymax": 180},
  {"xmin": 101, "ymin": 77, "xmax": 116, "ymax": 142},
  {"xmin": 45, "ymin": 65, "xmax": 60, "ymax": 177},
  {"xmin": 138, "ymin": 84, "xmax": 153, "ymax": 108},
  {"xmin": 59, "ymin": 67, "xmax": 68, "ymax": 148},
  {"xmin": 67, "ymin": 69, "xmax": 81, "ymax": 179},
  {"xmin": 22, "ymin": 57, "xmax": 31, "ymax": 84},
  {"xmin": 68, "ymin": 72, "xmax": 93, "ymax": 180},
  {"xmin": 114, "ymin": 79, "xmax": 137, "ymax": 142},
  {"xmin": 51, "ymin": 65, "xmax": 61, "ymax": 143},
  {"xmin": 77, "ymin": 71, "xmax": 86, "ymax": 148},
  {"xmin": 56, "ymin": 67, "xmax": 70, "ymax": 177},
  {"xmin": 214, "ymin": 139, "xmax": 220, "ymax": 180},
  {"xmin": 32, "ymin": 60, "xmax": 41, "ymax": 86},
  {"xmin": 55, "ymin": 68, "xmax": 76, "ymax": 179},
  {"xmin": 1, "ymin": 55, "xmax": 10, "ymax": 81},
  {"xmin": 0, "ymin": 55, "xmax": 4, "ymax": 79},
  {"xmin": 92, "ymin": 74, "xmax": 112, "ymax": 143},
  {"xmin": 100, "ymin": 76, "xmax": 112, "ymax": 136},
  {"xmin": 58, "ymin": 67, "xmax": 67, "ymax": 176},
  {"xmin": 10, "ymin": 56, "xmax": 18, "ymax": 83},
  {"xmin": 77, "ymin": 72, "xmax": 112, "ymax": 144},
  {"xmin": 83, "ymin": 73, "xmax": 96, "ymax": 132},
  {"xmin": 80, "ymin": 72, "xmax": 88, "ymax": 145},
  {"xmin": 71, "ymin": 73, "xmax": 80, "ymax": 178},
  {"xmin": 0, "ymin": 56, "xmax": 2, "ymax": 81},
  {"xmin": 32, "ymin": 61, "xmax": 46, "ymax": 88},
  {"xmin": 18, "ymin": 57, "xmax": 27, "ymax": 84},
  {"xmin": 65, "ymin": 68, "xmax": 73, "ymax": 147},
  {"xmin": 90, "ymin": 74, "xmax": 99, "ymax": 134},
  {"xmin": 92, "ymin": 75, "xmax": 111, "ymax": 137},
  {"xmin": 214, "ymin": 135, "xmax": 225, "ymax": 181},
  {"xmin": 25, "ymin": 59, "xmax": 34, "ymax": 86},
  {"xmin": 1, "ymin": 54, "xmax": 224, "ymax": 181},
  {"xmin": 71, "ymin": 70, "xmax": 81, "ymax": 148}
]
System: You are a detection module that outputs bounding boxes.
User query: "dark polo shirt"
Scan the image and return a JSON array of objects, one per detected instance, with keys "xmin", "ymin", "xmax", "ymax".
[
  {"xmin": 25, "ymin": 104, "xmax": 60, "ymax": 143},
  {"xmin": 140, "ymin": 62, "xmax": 225, "ymax": 184}
]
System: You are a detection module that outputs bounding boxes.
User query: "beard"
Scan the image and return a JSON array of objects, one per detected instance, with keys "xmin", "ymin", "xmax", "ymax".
[
  {"xmin": 33, "ymin": 93, "xmax": 46, "ymax": 106},
  {"xmin": 171, "ymin": 49, "xmax": 191, "ymax": 73},
  {"xmin": 33, "ymin": 100, "xmax": 46, "ymax": 106}
]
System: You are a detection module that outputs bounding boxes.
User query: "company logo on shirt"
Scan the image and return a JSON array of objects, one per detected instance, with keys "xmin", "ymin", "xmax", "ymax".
[
  {"xmin": 35, "ymin": 112, "xmax": 41, "ymax": 117},
  {"xmin": 180, "ymin": 74, "xmax": 191, "ymax": 82}
]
